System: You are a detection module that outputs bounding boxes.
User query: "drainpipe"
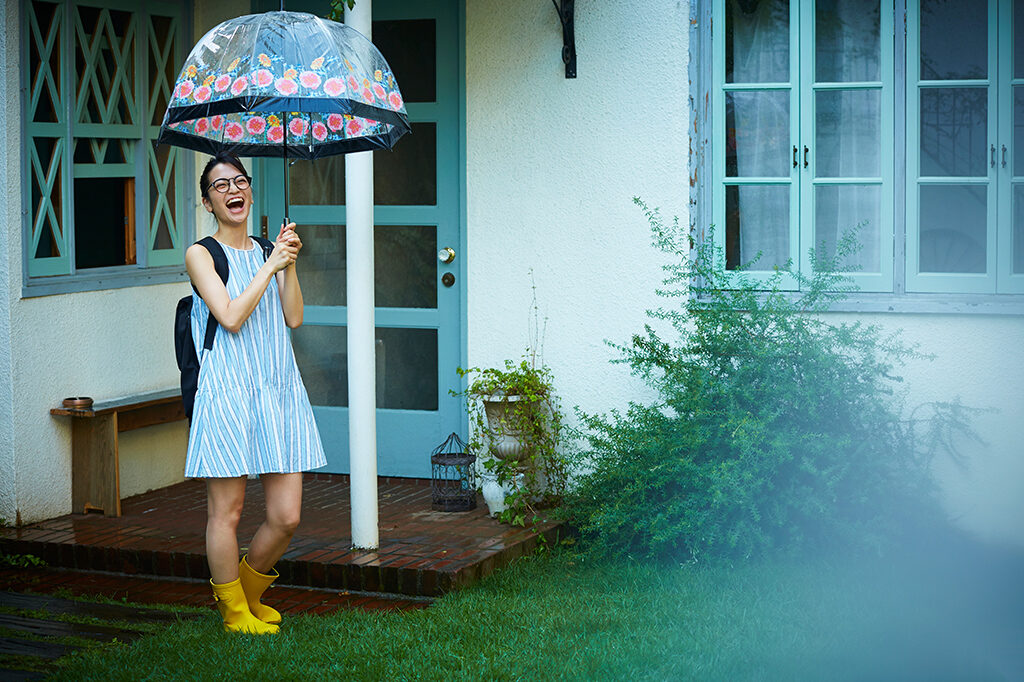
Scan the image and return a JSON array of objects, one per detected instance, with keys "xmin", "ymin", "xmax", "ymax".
[{"xmin": 344, "ymin": 0, "xmax": 379, "ymax": 550}]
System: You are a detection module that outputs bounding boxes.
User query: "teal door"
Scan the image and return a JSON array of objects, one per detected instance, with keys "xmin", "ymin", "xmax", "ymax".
[{"xmin": 256, "ymin": 0, "xmax": 462, "ymax": 477}]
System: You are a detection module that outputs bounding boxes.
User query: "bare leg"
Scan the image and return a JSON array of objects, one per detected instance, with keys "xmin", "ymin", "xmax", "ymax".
[
  {"xmin": 206, "ymin": 477, "xmax": 248, "ymax": 584},
  {"xmin": 246, "ymin": 472, "xmax": 303, "ymax": 573}
]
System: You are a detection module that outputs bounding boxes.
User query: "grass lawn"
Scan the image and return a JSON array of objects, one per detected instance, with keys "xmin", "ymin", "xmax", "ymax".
[{"xmin": 48, "ymin": 533, "xmax": 1024, "ymax": 681}]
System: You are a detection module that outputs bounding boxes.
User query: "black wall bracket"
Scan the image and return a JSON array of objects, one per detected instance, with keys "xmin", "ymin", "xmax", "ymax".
[{"xmin": 552, "ymin": 0, "xmax": 576, "ymax": 78}]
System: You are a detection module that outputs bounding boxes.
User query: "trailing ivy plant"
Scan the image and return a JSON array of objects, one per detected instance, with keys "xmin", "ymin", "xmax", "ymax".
[
  {"xmin": 457, "ymin": 359, "xmax": 568, "ymax": 527},
  {"xmin": 455, "ymin": 279, "xmax": 568, "ymax": 527},
  {"xmin": 562, "ymin": 198, "xmax": 980, "ymax": 562}
]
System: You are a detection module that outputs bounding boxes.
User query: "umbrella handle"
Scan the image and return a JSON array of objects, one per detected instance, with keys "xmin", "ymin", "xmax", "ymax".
[{"xmin": 282, "ymin": 110, "xmax": 289, "ymax": 232}]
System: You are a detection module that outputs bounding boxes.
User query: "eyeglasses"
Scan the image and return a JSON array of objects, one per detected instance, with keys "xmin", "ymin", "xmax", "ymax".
[{"xmin": 209, "ymin": 175, "xmax": 251, "ymax": 193}]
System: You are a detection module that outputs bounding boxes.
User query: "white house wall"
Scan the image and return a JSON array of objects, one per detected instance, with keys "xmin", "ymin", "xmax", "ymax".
[
  {"xmin": 467, "ymin": 1, "xmax": 1024, "ymax": 548},
  {"xmin": 465, "ymin": 0, "xmax": 687, "ymax": 422},
  {"xmin": 1, "ymin": 1, "xmax": 252, "ymax": 524},
  {"xmin": 1, "ymin": 0, "xmax": 18, "ymax": 524},
  {"xmin": 848, "ymin": 313, "xmax": 1024, "ymax": 546}
]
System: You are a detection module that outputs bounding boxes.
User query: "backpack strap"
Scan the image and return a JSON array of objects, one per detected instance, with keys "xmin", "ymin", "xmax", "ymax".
[
  {"xmin": 193, "ymin": 237, "xmax": 229, "ymax": 353},
  {"xmin": 252, "ymin": 235, "xmax": 275, "ymax": 261}
]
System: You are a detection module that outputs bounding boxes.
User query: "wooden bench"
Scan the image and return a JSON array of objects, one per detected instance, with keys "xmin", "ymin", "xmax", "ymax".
[{"xmin": 50, "ymin": 389, "xmax": 185, "ymax": 517}]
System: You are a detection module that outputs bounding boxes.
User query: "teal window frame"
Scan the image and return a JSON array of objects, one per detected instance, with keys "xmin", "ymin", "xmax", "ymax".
[
  {"xmin": 693, "ymin": 0, "xmax": 1024, "ymax": 312},
  {"xmin": 20, "ymin": 0, "xmax": 192, "ymax": 297}
]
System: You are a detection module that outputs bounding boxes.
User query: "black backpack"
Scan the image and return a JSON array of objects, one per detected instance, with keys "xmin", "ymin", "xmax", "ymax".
[{"xmin": 175, "ymin": 236, "xmax": 274, "ymax": 421}]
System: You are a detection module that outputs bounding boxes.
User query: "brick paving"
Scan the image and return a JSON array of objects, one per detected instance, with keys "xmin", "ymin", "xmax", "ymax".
[
  {"xmin": 0, "ymin": 569, "xmax": 427, "ymax": 614},
  {"xmin": 0, "ymin": 474, "xmax": 562, "ymax": 598}
]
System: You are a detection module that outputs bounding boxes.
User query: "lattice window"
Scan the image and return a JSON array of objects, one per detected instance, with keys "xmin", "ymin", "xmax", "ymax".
[{"xmin": 23, "ymin": 0, "xmax": 187, "ymax": 283}]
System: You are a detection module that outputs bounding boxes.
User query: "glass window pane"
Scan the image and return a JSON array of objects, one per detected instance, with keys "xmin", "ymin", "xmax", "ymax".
[
  {"xmin": 814, "ymin": 185, "xmax": 881, "ymax": 272},
  {"xmin": 1014, "ymin": 184, "xmax": 1024, "ymax": 274},
  {"xmin": 725, "ymin": 184, "xmax": 790, "ymax": 270},
  {"xmin": 291, "ymin": 224, "xmax": 437, "ymax": 308},
  {"xmin": 815, "ymin": 0, "xmax": 880, "ymax": 82},
  {"xmin": 291, "ymin": 325, "xmax": 438, "ymax": 410},
  {"xmin": 920, "ymin": 88, "xmax": 987, "ymax": 177},
  {"xmin": 920, "ymin": 0, "xmax": 987, "ymax": 80},
  {"xmin": 919, "ymin": 185, "xmax": 987, "ymax": 273},
  {"xmin": 725, "ymin": 0, "xmax": 789, "ymax": 83},
  {"xmin": 726, "ymin": 90, "xmax": 790, "ymax": 177},
  {"xmin": 372, "ymin": 19, "xmax": 435, "ymax": 103},
  {"xmin": 816, "ymin": 89, "xmax": 880, "ymax": 177},
  {"xmin": 288, "ymin": 122, "xmax": 436, "ymax": 206}
]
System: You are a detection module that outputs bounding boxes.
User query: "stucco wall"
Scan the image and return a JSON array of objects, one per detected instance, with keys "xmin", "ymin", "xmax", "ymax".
[
  {"xmin": 466, "ymin": 1, "xmax": 1023, "ymax": 547},
  {"xmin": 465, "ymin": 0, "xmax": 687, "ymax": 421},
  {"xmin": 848, "ymin": 313, "xmax": 1024, "ymax": 546},
  {"xmin": 3, "ymin": 0, "xmax": 253, "ymax": 524},
  {"xmin": 0, "ymin": 0, "xmax": 18, "ymax": 524}
]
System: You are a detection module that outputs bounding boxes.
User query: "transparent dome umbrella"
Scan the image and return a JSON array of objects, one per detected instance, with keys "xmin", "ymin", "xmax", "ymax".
[{"xmin": 156, "ymin": 9, "xmax": 411, "ymax": 226}]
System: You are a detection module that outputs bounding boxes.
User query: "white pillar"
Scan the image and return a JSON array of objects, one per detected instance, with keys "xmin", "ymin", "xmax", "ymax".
[{"xmin": 344, "ymin": 0, "xmax": 379, "ymax": 550}]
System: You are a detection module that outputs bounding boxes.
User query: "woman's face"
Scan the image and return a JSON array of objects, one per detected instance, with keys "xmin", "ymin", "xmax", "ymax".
[{"xmin": 202, "ymin": 162, "xmax": 252, "ymax": 227}]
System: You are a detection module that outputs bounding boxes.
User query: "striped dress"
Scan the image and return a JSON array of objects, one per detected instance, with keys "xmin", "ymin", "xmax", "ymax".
[{"xmin": 184, "ymin": 237, "xmax": 326, "ymax": 478}]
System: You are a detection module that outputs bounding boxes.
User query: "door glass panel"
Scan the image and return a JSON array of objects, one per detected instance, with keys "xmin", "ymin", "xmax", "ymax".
[
  {"xmin": 920, "ymin": 88, "xmax": 987, "ymax": 177},
  {"xmin": 815, "ymin": 0, "xmax": 880, "ymax": 82},
  {"xmin": 814, "ymin": 185, "xmax": 881, "ymax": 272},
  {"xmin": 1015, "ymin": 86, "xmax": 1023, "ymax": 176},
  {"xmin": 725, "ymin": 91, "xmax": 789, "ymax": 177},
  {"xmin": 1015, "ymin": 0, "xmax": 1024, "ymax": 78},
  {"xmin": 292, "ymin": 325, "xmax": 349, "ymax": 406},
  {"xmin": 289, "ymin": 224, "xmax": 437, "ymax": 308},
  {"xmin": 372, "ymin": 19, "xmax": 436, "ymax": 103},
  {"xmin": 920, "ymin": 0, "xmax": 987, "ymax": 80},
  {"xmin": 919, "ymin": 185, "xmax": 987, "ymax": 273},
  {"xmin": 290, "ymin": 156, "xmax": 345, "ymax": 205},
  {"xmin": 375, "ymin": 328, "xmax": 438, "ymax": 410},
  {"xmin": 374, "ymin": 225, "xmax": 437, "ymax": 307},
  {"xmin": 288, "ymin": 122, "xmax": 436, "ymax": 206},
  {"xmin": 292, "ymin": 325, "xmax": 438, "ymax": 410},
  {"xmin": 374, "ymin": 122, "xmax": 436, "ymax": 205},
  {"xmin": 725, "ymin": 0, "xmax": 789, "ymax": 83},
  {"xmin": 816, "ymin": 89, "xmax": 880, "ymax": 177},
  {"xmin": 1014, "ymin": 185, "xmax": 1024, "ymax": 273},
  {"xmin": 725, "ymin": 184, "xmax": 790, "ymax": 270}
]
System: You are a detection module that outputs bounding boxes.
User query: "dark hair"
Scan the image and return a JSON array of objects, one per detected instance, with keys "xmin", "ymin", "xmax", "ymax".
[{"xmin": 199, "ymin": 152, "xmax": 250, "ymax": 198}]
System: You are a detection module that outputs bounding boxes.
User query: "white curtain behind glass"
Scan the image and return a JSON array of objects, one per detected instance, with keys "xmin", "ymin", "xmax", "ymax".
[
  {"xmin": 729, "ymin": 0, "xmax": 790, "ymax": 270},
  {"xmin": 814, "ymin": 0, "xmax": 882, "ymax": 273}
]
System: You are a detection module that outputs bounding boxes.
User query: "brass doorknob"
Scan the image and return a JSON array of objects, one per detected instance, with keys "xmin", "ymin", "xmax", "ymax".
[{"xmin": 438, "ymin": 247, "xmax": 455, "ymax": 264}]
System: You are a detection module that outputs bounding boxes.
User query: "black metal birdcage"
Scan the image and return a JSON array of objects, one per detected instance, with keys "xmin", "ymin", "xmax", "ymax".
[{"xmin": 430, "ymin": 432, "xmax": 477, "ymax": 512}]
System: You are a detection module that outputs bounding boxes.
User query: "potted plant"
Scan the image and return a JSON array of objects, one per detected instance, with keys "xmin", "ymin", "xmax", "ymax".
[{"xmin": 456, "ymin": 358, "xmax": 567, "ymax": 526}]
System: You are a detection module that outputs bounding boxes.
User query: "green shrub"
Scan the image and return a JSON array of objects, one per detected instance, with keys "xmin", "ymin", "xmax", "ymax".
[{"xmin": 563, "ymin": 200, "xmax": 970, "ymax": 561}]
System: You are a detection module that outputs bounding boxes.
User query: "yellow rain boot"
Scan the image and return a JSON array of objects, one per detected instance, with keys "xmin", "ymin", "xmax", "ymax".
[
  {"xmin": 239, "ymin": 555, "xmax": 283, "ymax": 625},
  {"xmin": 210, "ymin": 578, "xmax": 279, "ymax": 635}
]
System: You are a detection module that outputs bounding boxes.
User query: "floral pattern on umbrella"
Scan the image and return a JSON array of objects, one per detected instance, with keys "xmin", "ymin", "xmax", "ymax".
[{"xmin": 156, "ymin": 10, "xmax": 410, "ymax": 160}]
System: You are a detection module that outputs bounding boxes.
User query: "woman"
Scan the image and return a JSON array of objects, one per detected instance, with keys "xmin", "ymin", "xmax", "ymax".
[{"xmin": 184, "ymin": 151, "xmax": 326, "ymax": 635}]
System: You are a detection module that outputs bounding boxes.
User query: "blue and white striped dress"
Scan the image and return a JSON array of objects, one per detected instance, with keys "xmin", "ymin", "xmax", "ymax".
[{"xmin": 184, "ymin": 237, "xmax": 326, "ymax": 478}]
